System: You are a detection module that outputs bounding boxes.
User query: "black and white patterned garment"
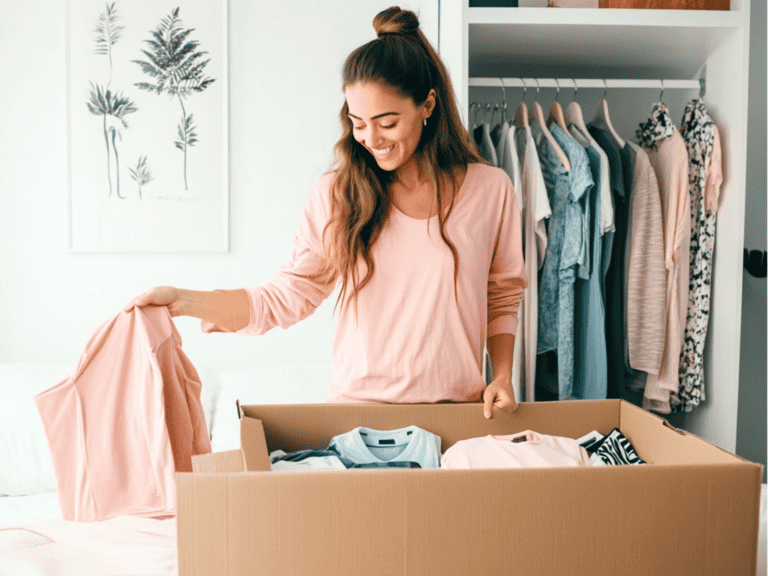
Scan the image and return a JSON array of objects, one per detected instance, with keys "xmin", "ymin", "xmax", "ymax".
[
  {"xmin": 672, "ymin": 100, "xmax": 718, "ymax": 413},
  {"xmin": 588, "ymin": 428, "xmax": 646, "ymax": 466}
]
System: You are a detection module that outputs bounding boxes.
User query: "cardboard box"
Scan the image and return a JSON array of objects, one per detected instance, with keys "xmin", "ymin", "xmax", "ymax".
[
  {"xmin": 598, "ymin": 0, "xmax": 730, "ymax": 9},
  {"xmin": 177, "ymin": 400, "xmax": 762, "ymax": 576}
]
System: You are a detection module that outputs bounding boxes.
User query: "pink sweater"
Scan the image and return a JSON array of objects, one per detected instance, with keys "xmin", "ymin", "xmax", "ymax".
[
  {"xmin": 237, "ymin": 163, "xmax": 527, "ymax": 404},
  {"xmin": 34, "ymin": 306, "xmax": 211, "ymax": 522}
]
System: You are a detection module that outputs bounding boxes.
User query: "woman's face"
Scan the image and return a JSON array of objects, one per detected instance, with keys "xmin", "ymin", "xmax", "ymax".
[{"xmin": 345, "ymin": 82, "xmax": 434, "ymax": 173}]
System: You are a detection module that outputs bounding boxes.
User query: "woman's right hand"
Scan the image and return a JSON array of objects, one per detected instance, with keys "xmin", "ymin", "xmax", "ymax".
[{"xmin": 123, "ymin": 286, "xmax": 185, "ymax": 317}]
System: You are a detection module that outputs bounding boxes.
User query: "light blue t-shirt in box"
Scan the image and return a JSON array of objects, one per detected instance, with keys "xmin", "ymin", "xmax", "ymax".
[{"xmin": 328, "ymin": 425, "xmax": 442, "ymax": 469}]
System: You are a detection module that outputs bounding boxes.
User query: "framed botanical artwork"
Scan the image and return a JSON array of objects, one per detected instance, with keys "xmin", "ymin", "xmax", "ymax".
[{"xmin": 66, "ymin": 0, "xmax": 229, "ymax": 252}]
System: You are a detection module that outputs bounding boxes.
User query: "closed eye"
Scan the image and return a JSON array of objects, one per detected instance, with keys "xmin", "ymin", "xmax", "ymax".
[{"xmin": 352, "ymin": 124, "xmax": 397, "ymax": 131}]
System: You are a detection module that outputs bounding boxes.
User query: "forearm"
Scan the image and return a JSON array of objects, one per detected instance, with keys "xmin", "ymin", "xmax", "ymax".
[
  {"xmin": 487, "ymin": 333, "xmax": 514, "ymax": 381},
  {"xmin": 179, "ymin": 288, "xmax": 251, "ymax": 332}
]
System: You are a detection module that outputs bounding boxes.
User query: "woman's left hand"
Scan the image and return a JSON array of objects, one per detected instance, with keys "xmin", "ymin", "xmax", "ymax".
[{"xmin": 482, "ymin": 376, "xmax": 518, "ymax": 418}]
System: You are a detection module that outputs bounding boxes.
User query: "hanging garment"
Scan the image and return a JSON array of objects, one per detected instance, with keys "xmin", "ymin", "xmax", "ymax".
[
  {"xmin": 235, "ymin": 165, "xmax": 527, "ymax": 405},
  {"xmin": 624, "ymin": 142, "xmax": 667, "ymax": 375},
  {"xmin": 587, "ymin": 124, "xmax": 630, "ymax": 399},
  {"xmin": 441, "ymin": 430, "xmax": 589, "ymax": 469},
  {"xmin": 706, "ymin": 126, "xmax": 724, "ymax": 214},
  {"xmin": 636, "ymin": 103, "xmax": 691, "ymax": 414},
  {"xmin": 535, "ymin": 123, "xmax": 593, "ymax": 400},
  {"xmin": 475, "ymin": 122, "xmax": 498, "ymax": 167},
  {"xmin": 515, "ymin": 125, "xmax": 552, "ymax": 401},
  {"xmin": 328, "ymin": 425, "xmax": 442, "ymax": 469},
  {"xmin": 568, "ymin": 125, "xmax": 609, "ymax": 400},
  {"xmin": 497, "ymin": 122, "xmax": 524, "ymax": 402},
  {"xmin": 34, "ymin": 306, "xmax": 212, "ymax": 522},
  {"xmin": 497, "ymin": 123, "xmax": 524, "ymax": 211},
  {"xmin": 672, "ymin": 100, "xmax": 724, "ymax": 413}
]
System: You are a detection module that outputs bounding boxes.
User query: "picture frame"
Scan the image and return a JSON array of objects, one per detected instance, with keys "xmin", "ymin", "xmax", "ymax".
[{"xmin": 66, "ymin": 0, "xmax": 229, "ymax": 253}]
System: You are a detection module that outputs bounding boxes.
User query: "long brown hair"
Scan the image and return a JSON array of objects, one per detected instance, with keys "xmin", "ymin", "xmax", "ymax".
[{"xmin": 324, "ymin": 6, "xmax": 485, "ymax": 315}]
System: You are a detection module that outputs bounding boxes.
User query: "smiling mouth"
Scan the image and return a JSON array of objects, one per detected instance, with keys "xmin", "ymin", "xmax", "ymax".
[{"xmin": 372, "ymin": 145, "xmax": 394, "ymax": 157}]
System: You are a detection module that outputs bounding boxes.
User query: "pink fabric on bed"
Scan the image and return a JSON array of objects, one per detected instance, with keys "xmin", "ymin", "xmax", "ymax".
[{"xmin": 33, "ymin": 306, "xmax": 211, "ymax": 522}]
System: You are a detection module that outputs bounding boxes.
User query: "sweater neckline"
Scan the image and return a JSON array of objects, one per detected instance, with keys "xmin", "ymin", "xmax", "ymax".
[{"xmin": 390, "ymin": 163, "xmax": 477, "ymax": 223}]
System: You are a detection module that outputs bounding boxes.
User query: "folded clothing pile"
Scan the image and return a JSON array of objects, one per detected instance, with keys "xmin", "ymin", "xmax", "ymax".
[{"xmin": 268, "ymin": 424, "xmax": 646, "ymax": 472}]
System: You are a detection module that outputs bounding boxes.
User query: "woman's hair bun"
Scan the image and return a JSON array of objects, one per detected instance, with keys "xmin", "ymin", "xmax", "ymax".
[{"xmin": 373, "ymin": 6, "xmax": 420, "ymax": 39}]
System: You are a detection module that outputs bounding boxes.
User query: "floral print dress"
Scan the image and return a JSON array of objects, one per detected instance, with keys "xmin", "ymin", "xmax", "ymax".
[{"xmin": 672, "ymin": 99, "xmax": 722, "ymax": 412}]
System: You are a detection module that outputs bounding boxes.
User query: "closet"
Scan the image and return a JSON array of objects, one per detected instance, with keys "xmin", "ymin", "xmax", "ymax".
[{"xmin": 439, "ymin": 1, "xmax": 752, "ymax": 454}]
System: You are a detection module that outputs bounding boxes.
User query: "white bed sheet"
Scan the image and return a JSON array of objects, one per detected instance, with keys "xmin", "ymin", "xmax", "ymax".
[
  {"xmin": 0, "ymin": 492, "xmax": 61, "ymax": 527},
  {"xmin": 0, "ymin": 486, "xmax": 765, "ymax": 575},
  {"xmin": 0, "ymin": 493, "xmax": 176, "ymax": 576}
]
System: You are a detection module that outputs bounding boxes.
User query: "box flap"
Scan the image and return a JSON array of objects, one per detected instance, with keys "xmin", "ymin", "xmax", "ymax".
[
  {"xmin": 240, "ymin": 413, "xmax": 271, "ymax": 471},
  {"xmin": 619, "ymin": 400, "xmax": 760, "ymax": 466},
  {"xmin": 191, "ymin": 449, "xmax": 246, "ymax": 473}
]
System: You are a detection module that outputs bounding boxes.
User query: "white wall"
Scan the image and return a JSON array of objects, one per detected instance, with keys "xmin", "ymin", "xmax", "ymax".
[{"xmin": 0, "ymin": 1, "xmax": 437, "ymax": 405}]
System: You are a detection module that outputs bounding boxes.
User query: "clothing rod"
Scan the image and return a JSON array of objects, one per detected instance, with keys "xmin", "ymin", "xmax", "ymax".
[{"xmin": 469, "ymin": 78, "xmax": 702, "ymax": 91}]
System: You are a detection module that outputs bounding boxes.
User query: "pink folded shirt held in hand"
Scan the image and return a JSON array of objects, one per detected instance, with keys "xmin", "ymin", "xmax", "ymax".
[
  {"xmin": 34, "ymin": 305, "xmax": 211, "ymax": 522},
  {"xmin": 440, "ymin": 430, "xmax": 590, "ymax": 469}
]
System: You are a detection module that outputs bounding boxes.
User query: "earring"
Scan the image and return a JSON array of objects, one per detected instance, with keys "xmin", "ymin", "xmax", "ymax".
[{"xmin": 423, "ymin": 118, "xmax": 427, "ymax": 126}]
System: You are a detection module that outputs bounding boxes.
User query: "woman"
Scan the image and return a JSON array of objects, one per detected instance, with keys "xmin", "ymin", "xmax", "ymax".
[{"xmin": 125, "ymin": 6, "xmax": 527, "ymax": 418}]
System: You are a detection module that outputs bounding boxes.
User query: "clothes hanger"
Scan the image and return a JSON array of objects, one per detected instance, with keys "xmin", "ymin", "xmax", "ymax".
[
  {"xmin": 564, "ymin": 79, "xmax": 598, "ymax": 148},
  {"xmin": 514, "ymin": 78, "xmax": 530, "ymax": 138},
  {"xmin": 490, "ymin": 100, "xmax": 503, "ymax": 146},
  {"xmin": 499, "ymin": 77, "xmax": 508, "ymax": 126},
  {"xmin": 531, "ymin": 78, "xmax": 571, "ymax": 172},
  {"xmin": 548, "ymin": 78, "xmax": 567, "ymax": 131},
  {"xmin": 469, "ymin": 102, "xmax": 478, "ymax": 129},
  {"xmin": 592, "ymin": 79, "xmax": 626, "ymax": 148}
]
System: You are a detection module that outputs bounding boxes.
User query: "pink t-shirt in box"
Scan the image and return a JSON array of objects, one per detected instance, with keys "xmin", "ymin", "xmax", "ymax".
[
  {"xmin": 441, "ymin": 430, "xmax": 589, "ymax": 469},
  {"xmin": 34, "ymin": 305, "xmax": 211, "ymax": 522}
]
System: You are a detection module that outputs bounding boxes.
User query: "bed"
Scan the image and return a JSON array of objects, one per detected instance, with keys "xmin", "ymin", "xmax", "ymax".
[
  {"xmin": 0, "ymin": 362, "xmax": 765, "ymax": 575},
  {"xmin": 0, "ymin": 494, "xmax": 177, "ymax": 575}
]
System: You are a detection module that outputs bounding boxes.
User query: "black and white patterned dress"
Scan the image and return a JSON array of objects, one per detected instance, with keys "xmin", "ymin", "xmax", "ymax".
[{"xmin": 672, "ymin": 99, "xmax": 719, "ymax": 413}]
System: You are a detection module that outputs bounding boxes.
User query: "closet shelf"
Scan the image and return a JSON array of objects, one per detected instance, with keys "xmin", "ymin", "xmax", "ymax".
[
  {"xmin": 465, "ymin": 6, "xmax": 744, "ymax": 80},
  {"xmin": 468, "ymin": 20, "xmax": 737, "ymax": 80},
  {"xmin": 466, "ymin": 7, "xmax": 744, "ymax": 28}
]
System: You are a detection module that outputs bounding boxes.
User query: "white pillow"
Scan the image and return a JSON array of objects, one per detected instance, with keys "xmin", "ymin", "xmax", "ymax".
[
  {"xmin": 0, "ymin": 362, "xmax": 72, "ymax": 496},
  {"xmin": 209, "ymin": 363, "xmax": 333, "ymax": 453}
]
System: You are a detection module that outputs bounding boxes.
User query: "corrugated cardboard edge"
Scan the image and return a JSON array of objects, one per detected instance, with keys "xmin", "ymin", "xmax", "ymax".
[
  {"xmin": 191, "ymin": 449, "xmax": 245, "ymax": 473},
  {"xmin": 240, "ymin": 412, "xmax": 271, "ymax": 472},
  {"xmin": 619, "ymin": 399, "xmax": 764, "ymax": 574},
  {"xmin": 180, "ymin": 401, "xmax": 763, "ymax": 576},
  {"xmin": 620, "ymin": 400, "xmax": 765, "ymax": 466}
]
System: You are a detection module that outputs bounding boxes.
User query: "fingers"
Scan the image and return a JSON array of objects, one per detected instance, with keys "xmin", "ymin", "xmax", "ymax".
[
  {"xmin": 483, "ymin": 388, "xmax": 495, "ymax": 419},
  {"xmin": 123, "ymin": 286, "xmax": 168, "ymax": 313},
  {"xmin": 483, "ymin": 386, "xmax": 520, "ymax": 419}
]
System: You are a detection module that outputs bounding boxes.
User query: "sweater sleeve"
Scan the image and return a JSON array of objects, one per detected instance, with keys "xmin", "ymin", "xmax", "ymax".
[
  {"xmin": 705, "ymin": 126, "xmax": 724, "ymax": 214},
  {"xmin": 487, "ymin": 175, "xmax": 528, "ymax": 337},
  {"xmin": 626, "ymin": 145, "xmax": 667, "ymax": 374},
  {"xmin": 236, "ymin": 175, "xmax": 339, "ymax": 336}
]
